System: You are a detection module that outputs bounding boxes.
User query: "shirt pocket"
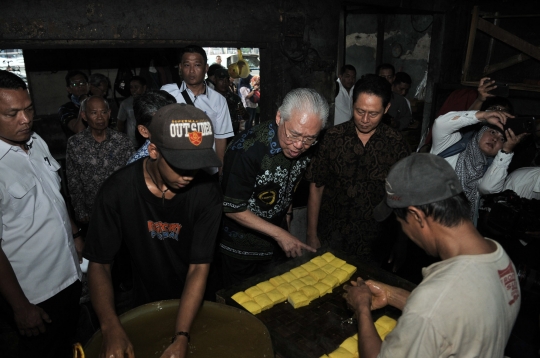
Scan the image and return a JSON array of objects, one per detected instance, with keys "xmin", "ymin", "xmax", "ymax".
[
  {"xmin": 46, "ymin": 159, "xmax": 62, "ymax": 191},
  {"xmin": 7, "ymin": 179, "xmax": 39, "ymax": 218}
]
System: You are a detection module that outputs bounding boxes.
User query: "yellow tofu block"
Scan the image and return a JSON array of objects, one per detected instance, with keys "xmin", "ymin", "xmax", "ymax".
[
  {"xmin": 253, "ymin": 293, "xmax": 274, "ymax": 310},
  {"xmin": 340, "ymin": 336, "xmax": 358, "ymax": 354},
  {"xmin": 280, "ymin": 272, "xmax": 297, "ymax": 283},
  {"xmin": 300, "ymin": 275, "xmax": 317, "ymax": 286},
  {"xmin": 375, "ymin": 315, "xmax": 397, "ymax": 331},
  {"xmin": 245, "ymin": 286, "xmax": 264, "ymax": 298},
  {"xmin": 341, "ymin": 263, "xmax": 357, "ymax": 281},
  {"xmin": 310, "ymin": 256, "xmax": 327, "ymax": 267},
  {"xmin": 320, "ymin": 355, "xmax": 330, "ymax": 358},
  {"xmin": 321, "ymin": 274, "xmax": 339, "ymax": 288},
  {"xmin": 329, "ymin": 257, "xmax": 346, "ymax": 268},
  {"xmin": 287, "ymin": 291, "xmax": 310, "ymax": 309},
  {"xmin": 309, "ymin": 268, "xmax": 327, "ymax": 282},
  {"xmin": 266, "ymin": 289, "xmax": 287, "ymax": 304},
  {"xmin": 353, "ymin": 334, "xmax": 358, "ymax": 340},
  {"xmin": 328, "ymin": 347, "xmax": 354, "ymax": 358},
  {"xmin": 290, "ymin": 278, "xmax": 307, "ymax": 290},
  {"xmin": 240, "ymin": 300, "xmax": 262, "ymax": 314},
  {"xmin": 321, "ymin": 252, "xmax": 336, "ymax": 262},
  {"xmin": 313, "ymin": 282, "xmax": 332, "ymax": 296},
  {"xmin": 321, "ymin": 263, "xmax": 337, "ymax": 274},
  {"xmin": 300, "ymin": 285, "xmax": 320, "ymax": 301},
  {"xmin": 331, "ymin": 268, "xmax": 348, "ymax": 284},
  {"xmin": 256, "ymin": 281, "xmax": 275, "ymax": 293},
  {"xmin": 301, "ymin": 261, "xmax": 319, "ymax": 272},
  {"xmin": 269, "ymin": 275, "xmax": 286, "ymax": 287},
  {"xmin": 276, "ymin": 283, "xmax": 297, "ymax": 296},
  {"xmin": 231, "ymin": 291, "xmax": 251, "ymax": 305},
  {"xmin": 290, "ymin": 266, "xmax": 309, "ymax": 278}
]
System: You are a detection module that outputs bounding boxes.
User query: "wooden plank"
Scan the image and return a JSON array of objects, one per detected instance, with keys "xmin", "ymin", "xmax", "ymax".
[
  {"xmin": 484, "ymin": 53, "xmax": 531, "ymax": 75},
  {"xmin": 477, "ymin": 17, "xmax": 540, "ymax": 62},
  {"xmin": 462, "ymin": 6, "xmax": 480, "ymax": 82}
]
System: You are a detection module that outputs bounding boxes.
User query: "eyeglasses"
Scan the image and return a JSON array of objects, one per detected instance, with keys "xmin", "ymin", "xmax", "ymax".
[
  {"xmin": 486, "ymin": 129, "xmax": 506, "ymax": 143},
  {"xmin": 282, "ymin": 122, "xmax": 318, "ymax": 146},
  {"xmin": 70, "ymin": 81, "xmax": 87, "ymax": 88}
]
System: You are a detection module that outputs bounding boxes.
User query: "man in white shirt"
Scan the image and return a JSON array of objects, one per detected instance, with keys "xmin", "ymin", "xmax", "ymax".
[
  {"xmin": 504, "ymin": 166, "xmax": 540, "ymax": 199},
  {"xmin": 161, "ymin": 45, "xmax": 234, "ymax": 175},
  {"xmin": 0, "ymin": 70, "xmax": 83, "ymax": 358},
  {"xmin": 345, "ymin": 154, "xmax": 520, "ymax": 358},
  {"xmin": 334, "ymin": 64, "xmax": 356, "ymax": 125}
]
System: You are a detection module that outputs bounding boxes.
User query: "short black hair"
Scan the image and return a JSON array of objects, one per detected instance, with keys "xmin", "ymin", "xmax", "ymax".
[
  {"xmin": 180, "ymin": 45, "xmax": 207, "ymax": 64},
  {"xmin": 340, "ymin": 64, "xmax": 356, "ymax": 75},
  {"xmin": 394, "ymin": 192, "xmax": 471, "ymax": 228},
  {"xmin": 65, "ymin": 70, "xmax": 88, "ymax": 87},
  {"xmin": 481, "ymin": 96, "xmax": 514, "ymax": 115},
  {"xmin": 376, "ymin": 63, "xmax": 395, "ymax": 76},
  {"xmin": 130, "ymin": 76, "xmax": 147, "ymax": 87},
  {"xmin": 134, "ymin": 90, "xmax": 176, "ymax": 127},
  {"xmin": 394, "ymin": 72, "xmax": 412, "ymax": 85},
  {"xmin": 0, "ymin": 70, "xmax": 27, "ymax": 90},
  {"xmin": 207, "ymin": 64, "xmax": 224, "ymax": 77},
  {"xmin": 352, "ymin": 74, "xmax": 392, "ymax": 108}
]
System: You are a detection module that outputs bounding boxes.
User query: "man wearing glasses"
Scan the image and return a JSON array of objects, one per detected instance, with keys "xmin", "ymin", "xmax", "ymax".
[
  {"xmin": 219, "ymin": 88, "xmax": 328, "ymax": 287},
  {"xmin": 58, "ymin": 70, "xmax": 89, "ymax": 137}
]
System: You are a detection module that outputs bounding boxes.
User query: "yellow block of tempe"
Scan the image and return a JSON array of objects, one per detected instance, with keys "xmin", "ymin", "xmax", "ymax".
[
  {"xmin": 329, "ymin": 257, "xmax": 346, "ymax": 268},
  {"xmin": 240, "ymin": 300, "xmax": 262, "ymax": 315},
  {"xmin": 321, "ymin": 274, "xmax": 339, "ymax": 288},
  {"xmin": 301, "ymin": 261, "xmax": 319, "ymax": 272},
  {"xmin": 321, "ymin": 252, "xmax": 336, "ymax": 262},
  {"xmin": 300, "ymin": 275, "xmax": 317, "ymax": 286},
  {"xmin": 253, "ymin": 293, "xmax": 273, "ymax": 310},
  {"xmin": 231, "ymin": 291, "xmax": 251, "ymax": 305},
  {"xmin": 328, "ymin": 346, "xmax": 355, "ymax": 358},
  {"xmin": 245, "ymin": 286, "xmax": 264, "ymax": 298},
  {"xmin": 269, "ymin": 275, "xmax": 286, "ymax": 287},
  {"xmin": 276, "ymin": 283, "xmax": 296, "ymax": 297},
  {"xmin": 288, "ymin": 291, "xmax": 310, "ymax": 309},
  {"xmin": 256, "ymin": 281, "xmax": 275, "ymax": 293},
  {"xmin": 341, "ymin": 263, "xmax": 357, "ymax": 281},
  {"xmin": 301, "ymin": 285, "xmax": 320, "ymax": 301},
  {"xmin": 375, "ymin": 315, "xmax": 397, "ymax": 340},
  {"xmin": 309, "ymin": 268, "xmax": 327, "ymax": 282},
  {"xmin": 280, "ymin": 272, "xmax": 297, "ymax": 283},
  {"xmin": 290, "ymin": 279, "xmax": 307, "ymax": 290},
  {"xmin": 340, "ymin": 336, "xmax": 358, "ymax": 354},
  {"xmin": 314, "ymin": 282, "xmax": 332, "ymax": 296},
  {"xmin": 321, "ymin": 263, "xmax": 337, "ymax": 274},
  {"xmin": 331, "ymin": 268, "xmax": 348, "ymax": 284},
  {"xmin": 266, "ymin": 289, "xmax": 287, "ymax": 304},
  {"xmin": 310, "ymin": 256, "xmax": 327, "ymax": 267},
  {"xmin": 290, "ymin": 266, "xmax": 309, "ymax": 278}
]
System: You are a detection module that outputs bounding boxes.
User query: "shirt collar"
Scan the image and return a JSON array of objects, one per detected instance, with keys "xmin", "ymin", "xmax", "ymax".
[
  {"xmin": 83, "ymin": 126, "xmax": 111, "ymax": 143},
  {"xmin": 0, "ymin": 133, "xmax": 35, "ymax": 160},
  {"xmin": 180, "ymin": 81, "xmax": 209, "ymax": 98}
]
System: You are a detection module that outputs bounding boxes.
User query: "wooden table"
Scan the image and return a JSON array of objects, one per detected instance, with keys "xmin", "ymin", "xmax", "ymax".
[{"xmin": 217, "ymin": 249, "xmax": 416, "ymax": 358}]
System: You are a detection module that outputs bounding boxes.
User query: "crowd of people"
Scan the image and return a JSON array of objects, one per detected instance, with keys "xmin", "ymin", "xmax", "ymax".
[{"xmin": 0, "ymin": 44, "xmax": 538, "ymax": 358}]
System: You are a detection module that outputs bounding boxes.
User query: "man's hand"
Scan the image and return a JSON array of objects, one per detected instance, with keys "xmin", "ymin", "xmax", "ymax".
[
  {"xmin": 343, "ymin": 278, "xmax": 374, "ymax": 312},
  {"xmin": 274, "ymin": 232, "xmax": 316, "ymax": 258},
  {"xmin": 306, "ymin": 232, "xmax": 321, "ymax": 250},
  {"xmin": 13, "ymin": 303, "xmax": 51, "ymax": 336},
  {"xmin": 74, "ymin": 236, "xmax": 85, "ymax": 264},
  {"xmin": 100, "ymin": 325, "xmax": 135, "ymax": 358},
  {"xmin": 344, "ymin": 277, "xmax": 392, "ymax": 311},
  {"xmin": 476, "ymin": 110, "xmax": 513, "ymax": 130},
  {"xmin": 477, "ymin": 77, "xmax": 496, "ymax": 102},
  {"xmin": 502, "ymin": 128, "xmax": 528, "ymax": 153},
  {"xmin": 160, "ymin": 336, "xmax": 188, "ymax": 358}
]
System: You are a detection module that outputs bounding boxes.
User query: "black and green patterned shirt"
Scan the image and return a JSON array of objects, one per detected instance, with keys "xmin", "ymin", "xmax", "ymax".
[{"xmin": 220, "ymin": 121, "xmax": 312, "ymax": 260}]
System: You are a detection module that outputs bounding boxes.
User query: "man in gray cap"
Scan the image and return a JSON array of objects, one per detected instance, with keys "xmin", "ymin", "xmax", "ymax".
[
  {"xmin": 84, "ymin": 104, "xmax": 223, "ymax": 358},
  {"xmin": 344, "ymin": 153, "xmax": 520, "ymax": 358}
]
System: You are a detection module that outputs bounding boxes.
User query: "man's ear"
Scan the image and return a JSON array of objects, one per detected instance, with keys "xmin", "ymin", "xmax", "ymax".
[
  {"xmin": 275, "ymin": 111, "xmax": 281, "ymax": 126},
  {"xmin": 384, "ymin": 102, "xmax": 391, "ymax": 115},
  {"xmin": 137, "ymin": 125, "xmax": 150, "ymax": 139},
  {"xmin": 80, "ymin": 111, "xmax": 87, "ymax": 122},
  {"xmin": 408, "ymin": 206, "xmax": 425, "ymax": 228},
  {"xmin": 147, "ymin": 143, "xmax": 159, "ymax": 160},
  {"xmin": 205, "ymin": 64, "xmax": 209, "ymax": 74}
]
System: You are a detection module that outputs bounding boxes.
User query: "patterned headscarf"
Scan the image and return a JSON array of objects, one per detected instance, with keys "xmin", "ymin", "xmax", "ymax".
[{"xmin": 454, "ymin": 126, "xmax": 494, "ymax": 218}]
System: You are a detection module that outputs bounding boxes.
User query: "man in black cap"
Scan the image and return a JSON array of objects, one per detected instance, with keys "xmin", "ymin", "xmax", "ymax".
[
  {"xmin": 84, "ymin": 104, "xmax": 223, "ymax": 358},
  {"xmin": 343, "ymin": 153, "xmax": 520, "ymax": 358}
]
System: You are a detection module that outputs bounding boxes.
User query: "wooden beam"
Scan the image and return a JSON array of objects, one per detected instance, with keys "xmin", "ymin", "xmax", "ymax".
[
  {"xmin": 477, "ymin": 17, "xmax": 540, "ymax": 62},
  {"xmin": 462, "ymin": 6, "xmax": 480, "ymax": 82},
  {"xmin": 484, "ymin": 53, "xmax": 531, "ymax": 75}
]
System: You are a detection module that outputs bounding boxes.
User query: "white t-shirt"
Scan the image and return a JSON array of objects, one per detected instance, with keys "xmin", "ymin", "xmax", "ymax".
[
  {"xmin": 0, "ymin": 134, "xmax": 81, "ymax": 304},
  {"xmin": 379, "ymin": 240, "xmax": 520, "ymax": 358},
  {"xmin": 504, "ymin": 166, "xmax": 540, "ymax": 199},
  {"xmin": 334, "ymin": 78, "xmax": 354, "ymax": 126}
]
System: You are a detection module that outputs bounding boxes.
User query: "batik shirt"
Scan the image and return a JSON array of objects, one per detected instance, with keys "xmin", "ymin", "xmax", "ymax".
[
  {"xmin": 220, "ymin": 121, "xmax": 312, "ymax": 260},
  {"xmin": 66, "ymin": 127, "xmax": 134, "ymax": 221},
  {"xmin": 305, "ymin": 121, "xmax": 410, "ymax": 259}
]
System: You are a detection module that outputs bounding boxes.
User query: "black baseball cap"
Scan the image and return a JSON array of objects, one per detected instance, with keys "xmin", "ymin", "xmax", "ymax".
[
  {"xmin": 148, "ymin": 104, "xmax": 222, "ymax": 170},
  {"xmin": 373, "ymin": 154, "xmax": 463, "ymax": 222}
]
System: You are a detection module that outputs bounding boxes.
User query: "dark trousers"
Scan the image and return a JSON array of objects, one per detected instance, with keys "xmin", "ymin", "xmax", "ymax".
[
  {"xmin": 0, "ymin": 280, "xmax": 81, "ymax": 358},
  {"xmin": 221, "ymin": 250, "xmax": 288, "ymax": 289}
]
